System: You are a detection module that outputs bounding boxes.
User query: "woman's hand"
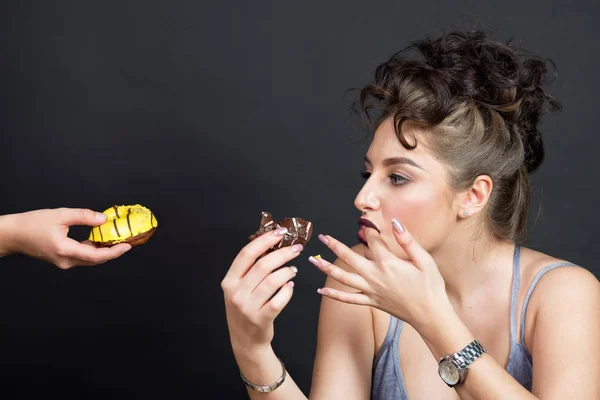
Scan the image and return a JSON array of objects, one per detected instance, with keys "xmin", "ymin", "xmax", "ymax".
[
  {"xmin": 309, "ymin": 218, "xmax": 451, "ymax": 333},
  {"xmin": 0, "ymin": 208, "xmax": 131, "ymax": 269},
  {"xmin": 221, "ymin": 228, "xmax": 303, "ymax": 355}
]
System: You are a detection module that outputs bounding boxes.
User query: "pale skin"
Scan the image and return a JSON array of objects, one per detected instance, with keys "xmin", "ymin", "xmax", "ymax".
[
  {"xmin": 222, "ymin": 117, "xmax": 600, "ymax": 399},
  {"xmin": 0, "ymin": 207, "xmax": 131, "ymax": 269}
]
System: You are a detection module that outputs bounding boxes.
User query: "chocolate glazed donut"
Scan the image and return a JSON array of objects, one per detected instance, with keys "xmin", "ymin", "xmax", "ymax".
[{"xmin": 89, "ymin": 204, "xmax": 158, "ymax": 247}]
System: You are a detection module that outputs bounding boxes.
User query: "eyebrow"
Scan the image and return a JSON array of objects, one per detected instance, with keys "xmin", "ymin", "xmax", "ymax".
[{"xmin": 364, "ymin": 155, "xmax": 425, "ymax": 171}]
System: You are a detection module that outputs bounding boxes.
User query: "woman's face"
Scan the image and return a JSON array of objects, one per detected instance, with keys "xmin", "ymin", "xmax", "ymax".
[{"xmin": 354, "ymin": 118, "xmax": 459, "ymax": 260}]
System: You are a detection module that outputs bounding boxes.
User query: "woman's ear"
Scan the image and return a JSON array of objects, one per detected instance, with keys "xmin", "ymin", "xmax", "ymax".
[{"xmin": 456, "ymin": 175, "xmax": 493, "ymax": 219}]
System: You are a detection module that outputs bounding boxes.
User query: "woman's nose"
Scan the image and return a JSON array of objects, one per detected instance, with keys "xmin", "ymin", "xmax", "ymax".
[{"xmin": 354, "ymin": 181, "xmax": 380, "ymax": 212}]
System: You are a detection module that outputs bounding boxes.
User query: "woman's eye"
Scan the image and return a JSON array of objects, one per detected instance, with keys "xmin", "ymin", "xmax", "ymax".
[
  {"xmin": 360, "ymin": 171, "xmax": 371, "ymax": 180},
  {"xmin": 389, "ymin": 174, "xmax": 409, "ymax": 186}
]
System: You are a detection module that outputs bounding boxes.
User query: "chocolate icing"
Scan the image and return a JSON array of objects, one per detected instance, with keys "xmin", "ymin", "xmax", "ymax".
[{"xmin": 249, "ymin": 211, "xmax": 313, "ymax": 253}]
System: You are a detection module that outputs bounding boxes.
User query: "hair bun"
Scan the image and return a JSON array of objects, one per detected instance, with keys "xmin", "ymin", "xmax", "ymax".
[
  {"xmin": 518, "ymin": 58, "xmax": 561, "ymax": 172},
  {"xmin": 412, "ymin": 30, "xmax": 562, "ymax": 173}
]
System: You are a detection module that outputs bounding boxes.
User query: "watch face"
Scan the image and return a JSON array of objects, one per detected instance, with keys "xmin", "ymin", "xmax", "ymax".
[{"xmin": 438, "ymin": 360, "xmax": 460, "ymax": 385}]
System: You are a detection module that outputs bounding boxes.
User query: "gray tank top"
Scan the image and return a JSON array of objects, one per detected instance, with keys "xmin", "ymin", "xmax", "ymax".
[{"xmin": 371, "ymin": 244, "xmax": 578, "ymax": 399}]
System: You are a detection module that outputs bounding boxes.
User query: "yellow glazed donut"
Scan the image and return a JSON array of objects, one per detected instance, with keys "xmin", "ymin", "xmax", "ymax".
[{"xmin": 89, "ymin": 204, "xmax": 158, "ymax": 247}]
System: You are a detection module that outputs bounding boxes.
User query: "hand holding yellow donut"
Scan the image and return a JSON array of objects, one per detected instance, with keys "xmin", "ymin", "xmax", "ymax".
[{"xmin": 0, "ymin": 207, "xmax": 132, "ymax": 269}]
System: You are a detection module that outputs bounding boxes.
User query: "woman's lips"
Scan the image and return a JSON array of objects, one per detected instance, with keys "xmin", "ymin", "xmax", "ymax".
[
  {"xmin": 358, "ymin": 217, "xmax": 380, "ymax": 233},
  {"xmin": 357, "ymin": 217, "xmax": 380, "ymax": 246}
]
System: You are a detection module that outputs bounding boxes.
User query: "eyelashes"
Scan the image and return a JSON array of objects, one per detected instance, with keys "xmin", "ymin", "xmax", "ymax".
[
  {"xmin": 360, "ymin": 171, "xmax": 409, "ymax": 186},
  {"xmin": 389, "ymin": 174, "xmax": 409, "ymax": 186}
]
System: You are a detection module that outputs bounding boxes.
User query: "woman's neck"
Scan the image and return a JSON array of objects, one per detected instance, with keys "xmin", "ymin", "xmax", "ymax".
[{"xmin": 431, "ymin": 227, "xmax": 515, "ymax": 304}]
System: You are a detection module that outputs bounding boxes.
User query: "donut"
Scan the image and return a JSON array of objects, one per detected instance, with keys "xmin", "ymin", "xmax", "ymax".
[{"xmin": 89, "ymin": 204, "xmax": 158, "ymax": 247}]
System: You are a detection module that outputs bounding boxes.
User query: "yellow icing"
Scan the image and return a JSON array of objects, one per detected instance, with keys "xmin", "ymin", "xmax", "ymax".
[{"xmin": 89, "ymin": 204, "xmax": 158, "ymax": 244}]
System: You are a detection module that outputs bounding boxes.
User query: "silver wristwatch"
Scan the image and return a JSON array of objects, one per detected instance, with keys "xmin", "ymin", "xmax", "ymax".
[{"xmin": 438, "ymin": 339, "xmax": 486, "ymax": 387}]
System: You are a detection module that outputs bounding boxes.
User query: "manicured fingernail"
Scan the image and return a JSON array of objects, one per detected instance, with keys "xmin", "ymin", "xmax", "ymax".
[
  {"xmin": 392, "ymin": 218, "xmax": 405, "ymax": 234},
  {"xmin": 291, "ymin": 244, "xmax": 303, "ymax": 252},
  {"xmin": 308, "ymin": 256, "xmax": 321, "ymax": 267},
  {"xmin": 317, "ymin": 288, "xmax": 330, "ymax": 295},
  {"xmin": 96, "ymin": 213, "xmax": 106, "ymax": 221},
  {"xmin": 290, "ymin": 266, "xmax": 298, "ymax": 274},
  {"xmin": 288, "ymin": 281, "xmax": 295, "ymax": 288},
  {"xmin": 318, "ymin": 234, "xmax": 329, "ymax": 245},
  {"xmin": 274, "ymin": 228, "xmax": 288, "ymax": 236}
]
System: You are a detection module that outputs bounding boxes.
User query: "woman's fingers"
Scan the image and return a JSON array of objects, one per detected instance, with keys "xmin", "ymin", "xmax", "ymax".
[
  {"xmin": 317, "ymin": 234, "xmax": 370, "ymax": 274},
  {"xmin": 252, "ymin": 265, "xmax": 298, "ymax": 307},
  {"xmin": 316, "ymin": 286, "xmax": 371, "ymax": 306},
  {"xmin": 54, "ymin": 238, "xmax": 131, "ymax": 269},
  {"xmin": 391, "ymin": 218, "xmax": 434, "ymax": 271},
  {"xmin": 260, "ymin": 280, "xmax": 295, "ymax": 321},
  {"xmin": 363, "ymin": 228, "xmax": 397, "ymax": 266},
  {"xmin": 224, "ymin": 228, "xmax": 289, "ymax": 282},
  {"xmin": 243, "ymin": 244, "xmax": 303, "ymax": 292},
  {"xmin": 308, "ymin": 255, "xmax": 369, "ymax": 291}
]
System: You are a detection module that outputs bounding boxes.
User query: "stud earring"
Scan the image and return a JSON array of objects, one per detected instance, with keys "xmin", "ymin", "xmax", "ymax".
[{"xmin": 462, "ymin": 211, "xmax": 469, "ymax": 217}]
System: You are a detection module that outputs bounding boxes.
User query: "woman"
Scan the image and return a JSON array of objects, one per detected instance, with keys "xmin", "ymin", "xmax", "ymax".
[{"xmin": 221, "ymin": 30, "xmax": 600, "ymax": 399}]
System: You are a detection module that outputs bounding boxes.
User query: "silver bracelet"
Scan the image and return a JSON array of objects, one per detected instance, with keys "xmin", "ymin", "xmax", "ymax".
[{"xmin": 240, "ymin": 357, "xmax": 287, "ymax": 393}]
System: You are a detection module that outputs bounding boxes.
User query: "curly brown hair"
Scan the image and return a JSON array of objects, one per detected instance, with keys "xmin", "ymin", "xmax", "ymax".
[{"xmin": 358, "ymin": 30, "xmax": 561, "ymax": 242}]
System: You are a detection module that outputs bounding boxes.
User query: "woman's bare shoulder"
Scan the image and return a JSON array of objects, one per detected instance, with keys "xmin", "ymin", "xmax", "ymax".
[
  {"xmin": 519, "ymin": 246, "xmax": 597, "ymax": 289},
  {"xmin": 519, "ymin": 245, "xmax": 599, "ymax": 316},
  {"xmin": 518, "ymin": 247, "xmax": 600, "ymax": 396}
]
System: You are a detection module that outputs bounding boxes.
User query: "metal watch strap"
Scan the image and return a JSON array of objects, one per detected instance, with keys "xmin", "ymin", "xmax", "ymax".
[
  {"xmin": 451, "ymin": 339, "xmax": 487, "ymax": 370},
  {"xmin": 240, "ymin": 357, "xmax": 287, "ymax": 393}
]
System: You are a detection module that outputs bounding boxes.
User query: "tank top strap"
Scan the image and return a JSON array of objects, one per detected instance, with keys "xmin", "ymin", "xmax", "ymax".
[
  {"xmin": 374, "ymin": 315, "xmax": 400, "ymax": 366},
  {"xmin": 518, "ymin": 261, "xmax": 580, "ymax": 344},
  {"xmin": 388, "ymin": 315, "xmax": 400, "ymax": 342},
  {"xmin": 509, "ymin": 243, "xmax": 521, "ymax": 344}
]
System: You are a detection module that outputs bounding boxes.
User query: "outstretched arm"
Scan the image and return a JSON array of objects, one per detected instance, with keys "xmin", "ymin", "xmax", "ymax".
[{"xmin": 0, "ymin": 207, "xmax": 130, "ymax": 268}]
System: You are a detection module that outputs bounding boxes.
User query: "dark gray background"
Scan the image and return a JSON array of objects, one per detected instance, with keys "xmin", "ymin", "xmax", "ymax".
[{"xmin": 0, "ymin": 1, "xmax": 598, "ymax": 398}]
